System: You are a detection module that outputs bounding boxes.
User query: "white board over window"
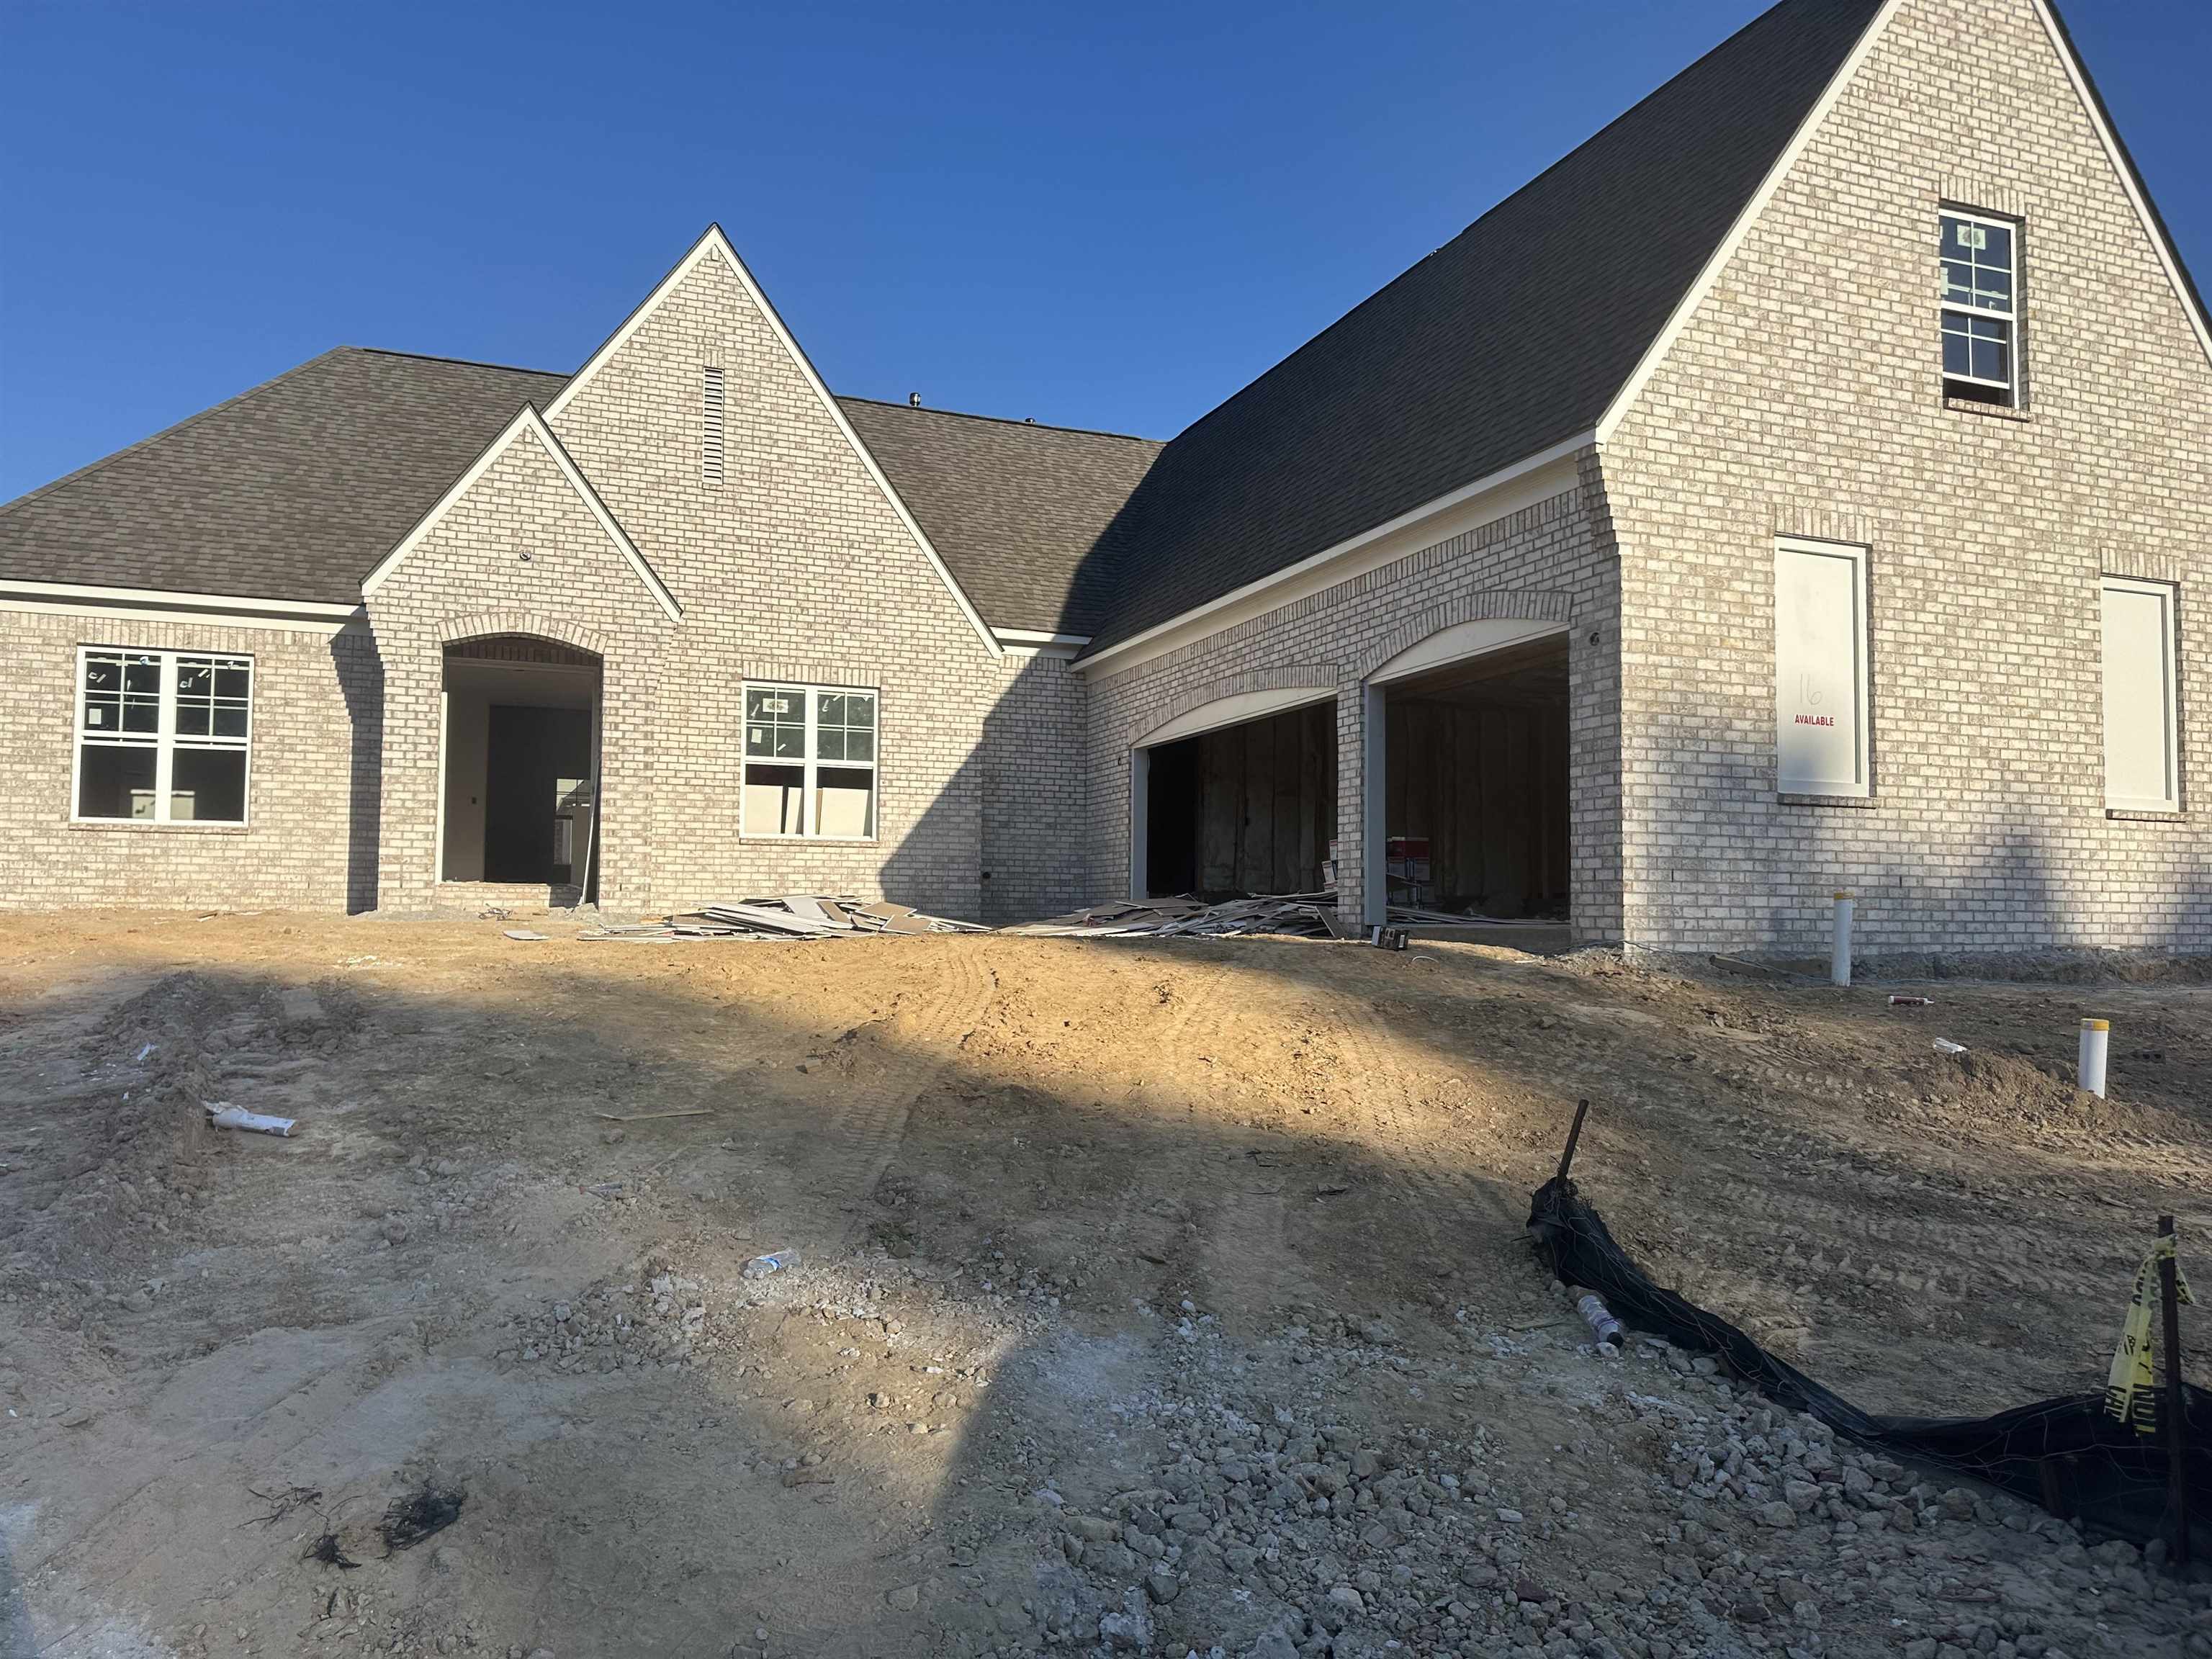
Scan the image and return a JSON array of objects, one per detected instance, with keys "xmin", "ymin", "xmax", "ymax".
[
  {"xmin": 1773, "ymin": 540, "xmax": 1870, "ymax": 797},
  {"xmin": 2100, "ymin": 577, "xmax": 2179, "ymax": 811}
]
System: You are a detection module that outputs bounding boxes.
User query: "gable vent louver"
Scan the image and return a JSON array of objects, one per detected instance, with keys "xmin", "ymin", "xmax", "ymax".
[{"xmin": 701, "ymin": 365, "xmax": 727, "ymax": 483}]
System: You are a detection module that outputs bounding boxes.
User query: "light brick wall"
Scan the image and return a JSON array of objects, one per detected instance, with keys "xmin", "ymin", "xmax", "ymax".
[
  {"xmin": 980, "ymin": 649, "xmax": 1089, "ymax": 923},
  {"xmin": 363, "ymin": 423, "xmax": 676, "ymax": 912},
  {"xmin": 0, "ymin": 611, "xmax": 378, "ymax": 910},
  {"xmin": 1604, "ymin": 0, "xmax": 2212, "ymax": 956},
  {"xmin": 1078, "ymin": 482, "xmax": 1624, "ymax": 941},
  {"xmin": 542, "ymin": 251, "xmax": 1007, "ymax": 921}
]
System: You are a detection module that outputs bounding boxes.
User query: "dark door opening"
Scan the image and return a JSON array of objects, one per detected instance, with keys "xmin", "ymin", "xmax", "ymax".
[
  {"xmin": 1143, "ymin": 700, "xmax": 1336, "ymax": 899},
  {"xmin": 483, "ymin": 704, "xmax": 593, "ymax": 884},
  {"xmin": 1382, "ymin": 634, "xmax": 1570, "ymax": 920}
]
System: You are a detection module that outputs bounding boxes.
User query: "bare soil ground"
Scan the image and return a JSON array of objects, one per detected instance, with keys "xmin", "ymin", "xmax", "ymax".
[{"xmin": 0, "ymin": 912, "xmax": 2206, "ymax": 1659}]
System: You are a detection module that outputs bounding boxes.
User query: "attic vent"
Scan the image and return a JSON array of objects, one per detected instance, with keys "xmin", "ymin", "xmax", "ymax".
[{"xmin": 701, "ymin": 366, "xmax": 726, "ymax": 483}]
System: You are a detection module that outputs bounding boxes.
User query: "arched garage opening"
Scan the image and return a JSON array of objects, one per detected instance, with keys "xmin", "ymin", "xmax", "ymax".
[
  {"xmin": 437, "ymin": 634, "xmax": 602, "ymax": 902},
  {"xmin": 1364, "ymin": 619, "xmax": 1569, "ymax": 927},
  {"xmin": 1130, "ymin": 688, "xmax": 1338, "ymax": 902}
]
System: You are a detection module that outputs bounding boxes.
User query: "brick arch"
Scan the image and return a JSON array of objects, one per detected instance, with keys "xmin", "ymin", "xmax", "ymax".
[
  {"xmin": 1125, "ymin": 665, "xmax": 1341, "ymax": 749},
  {"xmin": 435, "ymin": 611, "xmax": 611, "ymax": 658},
  {"xmin": 1354, "ymin": 591, "xmax": 1575, "ymax": 683}
]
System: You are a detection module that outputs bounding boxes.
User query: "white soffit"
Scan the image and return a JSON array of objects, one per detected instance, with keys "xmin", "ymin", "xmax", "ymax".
[
  {"xmin": 1370, "ymin": 618, "xmax": 1566, "ymax": 685},
  {"xmin": 545, "ymin": 225, "xmax": 1001, "ymax": 657},
  {"xmin": 1135, "ymin": 685, "xmax": 1338, "ymax": 748}
]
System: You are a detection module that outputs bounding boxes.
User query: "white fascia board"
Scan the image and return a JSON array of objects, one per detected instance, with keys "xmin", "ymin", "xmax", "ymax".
[
  {"xmin": 0, "ymin": 579, "xmax": 361, "ymax": 618},
  {"xmin": 0, "ymin": 593, "xmax": 357, "ymax": 635},
  {"xmin": 1596, "ymin": 0, "xmax": 1904, "ymax": 446},
  {"xmin": 2028, "ymin": 0, "xmax": 2212, "ymax": 368},
  {"xmin": 361, "ymin": 405, "xmax": 681, "ymax": 622},
  {"xmin": 994, "ymin": 628, "xmax": 1092, "ymax": 647},
  {"xmin": 1074, "ymin": 432, "xmax": 1591, "ymax": 680},
  {"xmin": 545, "ymin": 225, "xmax": 1001, "ymax": 658}
]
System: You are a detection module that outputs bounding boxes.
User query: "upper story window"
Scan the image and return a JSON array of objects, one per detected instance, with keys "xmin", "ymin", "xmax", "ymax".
[
  {"xmin": 1941, "ymin": 210, "xmax": 2020, "ymax": 405},
  {"xmin": 75, "ymin": 647, "xmax": 253, "ymax": 824},
  {"xmin": 741, "ymin": 682, "xmax": 877, "ymax": 839}
]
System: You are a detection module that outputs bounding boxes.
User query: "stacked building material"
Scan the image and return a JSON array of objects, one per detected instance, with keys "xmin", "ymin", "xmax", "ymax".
[{"xmin": 580, "ymin": 896, "xmax": 986, "ymax": 942}]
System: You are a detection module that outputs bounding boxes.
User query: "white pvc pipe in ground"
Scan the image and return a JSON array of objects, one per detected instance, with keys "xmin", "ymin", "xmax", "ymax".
[
  {"xmin": 1830, "ymin": 891, "xmax": 1855, "ymax": 987},
  {"xmin": 2078, "ymin": 1018, "xmax": 2110, "ymax": 1098}
]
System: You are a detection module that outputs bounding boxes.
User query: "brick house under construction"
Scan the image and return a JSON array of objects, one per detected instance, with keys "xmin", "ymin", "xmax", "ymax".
[{"xmin": 3, "ymin": 0, "xmax": 2208, "ymax": 956}]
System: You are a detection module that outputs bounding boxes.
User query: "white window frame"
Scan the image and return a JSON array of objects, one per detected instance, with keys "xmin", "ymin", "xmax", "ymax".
[
  {"xmin": 739, "ymin": 680, "xmax": 878, "ymax": 841},
  {"xmin": 2099, "ymin": 576, "xmax": 2181, "ymax": 813},
  {"xmin": 1940, "ymin": 209, "xmax": 2021, "ymax": 404},
  {"xmin": 1773, "ymin": 538, "xmax": 1872, "ymax": 799},
  {"xmin": 70, "ymin": 646, "xmax": 256, "ymax": 826}
]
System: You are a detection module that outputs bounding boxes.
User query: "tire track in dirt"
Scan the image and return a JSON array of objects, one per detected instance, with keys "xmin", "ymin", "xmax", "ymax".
[
  {"xmin": 1309, "ymin": 968, "xmax": 1520, "ymax": 1251},
  {"xmin": 807, "ymin": 938, "xmax": 997, "ymax": 1242}
]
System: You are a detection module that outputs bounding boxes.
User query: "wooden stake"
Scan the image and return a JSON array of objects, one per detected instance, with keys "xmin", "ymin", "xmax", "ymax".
[
  {"xmin": 2157, "ymin": 1215, "xmax": 2190, "ymax": 1567},
  {"xmin": 595, "ymin": 1109, "xmax": 713, "ymax": 1123},
  {"xmin": 1556, "ymin": 1098, "xmax": 1591, "ymax": 1184}
]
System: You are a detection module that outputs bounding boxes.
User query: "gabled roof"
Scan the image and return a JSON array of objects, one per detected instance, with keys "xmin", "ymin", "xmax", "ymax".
[
  {"xmin": 363, "ymin": 403, "xmax": 682, "ymax": 621},
  {"xmin": 1074, "ymin": 0, "xmax": 1889, "ymax": 657},
  {"xmin": 837, "ymin": 399, "xmax": 1162, "ymax": 635},
  {"xmin": 0, "ymin": 348, "xmax": 568, "ymax": 606}
]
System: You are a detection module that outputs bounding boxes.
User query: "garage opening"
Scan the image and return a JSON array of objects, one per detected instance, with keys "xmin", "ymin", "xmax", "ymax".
[
  {"xmin": 439, "ymin": 637, "xmax": 601, "ymax": 900},
  {"xmin": 1140, "ymin": 698, "xmax": 1336, "ymax": 899},
  {"xmin": 1379, "ymin": 631, "xmax": 1568, "ymax": 920}
]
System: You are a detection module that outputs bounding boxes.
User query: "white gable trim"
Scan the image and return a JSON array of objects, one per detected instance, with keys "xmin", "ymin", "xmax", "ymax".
[
  {"xmin": 544, "ymin": 225, "xmax": 1001, "ymax": 657},
  {"xmin": 2027, "ymin": 0, "xmax": 2212, "ymax": 368},
  {"xmin": 1596, "ymin": 0, "xmax": 1905, "ymax": 446},
  {"xmin": 361, "ymin": 405, "xmax": 682, "ymax": 621}
]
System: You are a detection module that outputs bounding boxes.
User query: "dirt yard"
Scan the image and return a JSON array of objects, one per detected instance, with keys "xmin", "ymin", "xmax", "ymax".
[{"xmin": 1, "ymin": 912, "xmax": 2207, "ymax": 1659}]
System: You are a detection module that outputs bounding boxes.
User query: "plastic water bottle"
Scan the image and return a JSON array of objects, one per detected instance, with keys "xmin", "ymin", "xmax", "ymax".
[
  {"xmin": 742, "ymin": 1250, "xmax": 800, "ymax": 1280},
  {"xmin": 1574, "ymin": 1290, "xmax": 1622, "ymax": 1354}
]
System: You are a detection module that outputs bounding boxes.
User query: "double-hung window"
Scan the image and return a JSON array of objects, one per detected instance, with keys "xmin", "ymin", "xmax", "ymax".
[
  {"xmin": 74, "ymin": 647, "xmax": 253, "ymax": 823},
  {"xmin": 742, "ymin": 683, "xmax": 876, "ymax": 838},
  {"xmin": 1941, "ymin": 210, "xmax": 2020, "ymax": 405}
]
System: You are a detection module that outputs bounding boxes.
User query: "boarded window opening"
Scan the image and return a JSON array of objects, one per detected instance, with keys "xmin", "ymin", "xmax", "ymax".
[
  {"xmin": 1773, "ymin": 539, "xmax": 1871, "ymax": 797},
  {"xmin": 2100, "ymin": 577, "xmax": 2179, "ymax": 811}
]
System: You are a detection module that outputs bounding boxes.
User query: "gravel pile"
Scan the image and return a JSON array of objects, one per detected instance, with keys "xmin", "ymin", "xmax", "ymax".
[{"xmin": 974, "ymin": 1295, "xmax": 2210, "ymax": 1659}]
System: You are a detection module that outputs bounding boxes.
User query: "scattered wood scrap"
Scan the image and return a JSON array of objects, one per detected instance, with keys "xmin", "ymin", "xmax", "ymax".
[
  {"xmin": 1007, "ymin": 893, "xmax": 1341, "ymax": 939},
  {"xmin": 1007, "ymin": 890, "xmax": 1554, "ymax": 940},
  {"xmin": 580, "ymin": 895, "xmax": 986, "ymax": 943}
]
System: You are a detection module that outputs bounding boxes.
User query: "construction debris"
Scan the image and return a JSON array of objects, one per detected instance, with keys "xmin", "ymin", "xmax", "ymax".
[
  {"xmin": 207, "ymin": 1103, "xmax": 295, "ymax": 1137},
  {"xmin": 1009, "ymin": 889, "xmax": 1550, "ymax": 940},
  {"xmin": 579, "ymin": 895, "xmax": 985, "ymax": 943},
  {"xmin": 1008, "ymin": 893, "xmax": 1342, "ymax": 939}
]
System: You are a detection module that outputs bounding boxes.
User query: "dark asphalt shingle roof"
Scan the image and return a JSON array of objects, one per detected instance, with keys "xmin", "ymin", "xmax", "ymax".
[
  {"xmin": 1076, "ymin": 0, "xmax": 1888, "ymax": 655},
  {"xmin": 837, "ymin": 398, "xmax": 1161, "ymax": 634},
  {"xmin": 1, "ymin": 0, "xmax": 1910, "ymax": 641},
  {"xmin": 0, "ymin": 348, "xmax": 570, "ymax": 605}
]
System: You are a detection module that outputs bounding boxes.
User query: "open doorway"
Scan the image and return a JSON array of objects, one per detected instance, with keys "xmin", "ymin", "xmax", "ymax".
[
  {"xmin": 1378, "ymin": 631, "xmax": 1568, "ymax": 920},
  {"xmin": 1139, "ymin": 698, "xmax": 1336, "ymax": 899},
  {"xmin": 439, "ymin": 637, "xmax": 601, "ymax": 899}
]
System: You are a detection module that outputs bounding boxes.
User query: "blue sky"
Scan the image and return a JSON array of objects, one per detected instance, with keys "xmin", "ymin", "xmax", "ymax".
[{"xmin": 2, "ymin": 0, "xmax": 2205, "ymax": 500}]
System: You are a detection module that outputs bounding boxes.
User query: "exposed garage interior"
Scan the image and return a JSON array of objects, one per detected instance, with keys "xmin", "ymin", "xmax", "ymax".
[
  {"xmin": 439, "ymin": 637, "xmax": 601, "ymax": 895},
  {"xmin": 1380, "ymin": 632, "xmax": 1569, "ymax": 919},
  {"xmin": 1141, "ymin": 698, "xmax": 1336, "ymax": 899}
]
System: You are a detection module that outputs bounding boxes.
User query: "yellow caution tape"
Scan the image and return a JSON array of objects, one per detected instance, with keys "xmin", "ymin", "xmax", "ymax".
[{"xmin": 2105, "ymin": 1233, "xmax": 2193, "ymax": 1433}]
